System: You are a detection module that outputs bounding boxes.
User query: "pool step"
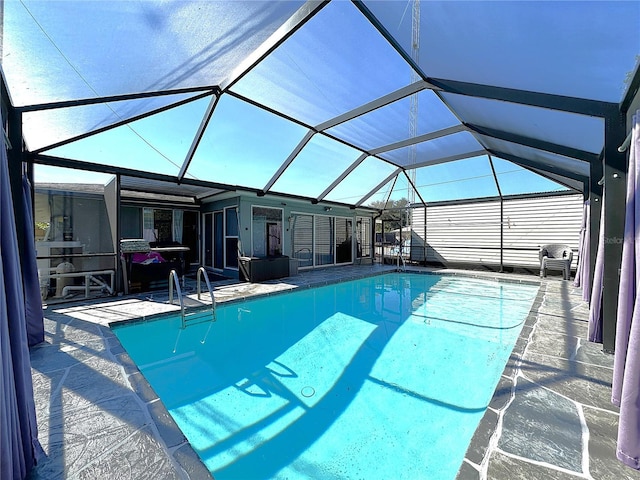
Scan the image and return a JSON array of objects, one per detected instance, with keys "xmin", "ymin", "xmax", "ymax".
[{"xmin": 183, "ymin": 309, "xmax": 216, "ymax": 327}]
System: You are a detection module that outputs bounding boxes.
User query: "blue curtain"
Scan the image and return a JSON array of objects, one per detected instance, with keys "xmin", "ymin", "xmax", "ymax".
[
  {"xmin": 21, "ymin": 175, "xmax": 45, "ymax": 347},
  {"xmin": 588, "ymin": 190, "xmax": 605, "ymax": 343},
  {"xmin": 573, "ymin": 200, "xmax": 591, "ymax": 302},
  {"xmin": 612, "ymin": 111, "xmax": 640, "ymax": 468},
  {"xmin": 0, "ymin": 134, "xmax": 40, "ymax": 476}
]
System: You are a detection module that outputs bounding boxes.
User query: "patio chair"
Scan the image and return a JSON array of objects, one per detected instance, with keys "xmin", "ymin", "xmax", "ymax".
[{"xmin": 539, "ymin": 244, "xmax": 573, "ymax": 280}]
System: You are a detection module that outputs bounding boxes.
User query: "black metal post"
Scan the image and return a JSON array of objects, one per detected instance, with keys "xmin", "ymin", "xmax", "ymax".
[
  {"xmin": 7, "ymin": 106, "xmax": 25, "ymax": 260},
  {"xmin": 423, "ymin": 205, "xmax": 427, "ymax": 266},
  {"xmin": 601, "ymin": 112, "xmax": 627, "ymax": 353},
  {"xmin": 115, "ymin": 174, "xmax": 122, "ymax": 293},
  {"xmin": 488, "ymin": 156, "xmax": 503, "ymax": 272}
]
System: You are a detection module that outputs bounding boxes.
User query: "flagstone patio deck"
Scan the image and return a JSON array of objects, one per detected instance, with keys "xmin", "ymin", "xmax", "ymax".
[{"xmin": 28, "ymin": 265, "xmax": 640, "ymax": 479}]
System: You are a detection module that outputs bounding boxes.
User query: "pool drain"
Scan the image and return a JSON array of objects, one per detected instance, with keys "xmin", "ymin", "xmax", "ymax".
[{"xmin": 301, "ymin": 386, "xmax": 315, "ymax": 398}]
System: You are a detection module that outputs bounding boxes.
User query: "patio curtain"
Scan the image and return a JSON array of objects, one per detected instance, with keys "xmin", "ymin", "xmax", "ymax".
[
  {"xmin": 22, "ymin": 175, "xmax": 45, "ymax": 347},
  {"xmin": 612, "ymin": 110, "xmax": 640, "ymax": 469},
  {"xmin": 588, "ymin": 190, "xmax": 605, "ymax": 343},
  {"xmin": 173, "ymin": 209, "xmax": 183, "ymax": 244},
  {"xmin": 574, "ymin": 200, "xmax": 590, "ymax": 302},
  {"xmin": 0, "ymin": 130, "xmax": 40, "ymax": 478}
]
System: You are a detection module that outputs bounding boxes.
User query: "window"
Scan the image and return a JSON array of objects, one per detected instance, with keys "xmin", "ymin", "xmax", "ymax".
[
  {"xmin": 204, "ymin": 211, "xmax": 225, "ymax": 270},
  {"xmin": 33, "ymin": 188, "xmax": 115, "ymax": 299},
  {"xmin": 291, "ymin": 213, "xmax": 313, "ymax": 268},
  {"xmin": 121, "ymin": 207, "xmax": 141, "ymax": 239},
  {"xmin": 252, "ymin": 206, "xmax": 283, "ymax": 257},
  {"xmin": 130, "ymin": 206, "xmax": 198, "ymax": 264},
  {"xmin": 315, "ymin": 215, "xmax": 335, "ymax": 266},
  {"xmin": 141, "ymin": 207, "xmax": 172, "ymax": 243},
  {"xmin": 357, "ymin": 217, "xmax": 371, "ymax": 258},
  {"xmin": 225, "ymin": 207, "xmax": 239, "ymax": 269},
  {"xmin": 335, "ymin": 217, "xmax": 353, "ymax": 264}
]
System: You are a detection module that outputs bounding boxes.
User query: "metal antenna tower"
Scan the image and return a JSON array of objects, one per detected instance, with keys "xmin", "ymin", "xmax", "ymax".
[{"xmin": 408, "ymin": 0, "xmax": 420, "ymax": 211}]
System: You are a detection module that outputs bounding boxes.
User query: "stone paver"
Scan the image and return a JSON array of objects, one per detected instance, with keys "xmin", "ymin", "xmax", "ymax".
[
  {"xmin": 498, "ymin": 376, "xmax": 583, "ymax": 472},
  {"xmin": 466, "ymin": 279, "xmax": 640, "ymax": 480}
]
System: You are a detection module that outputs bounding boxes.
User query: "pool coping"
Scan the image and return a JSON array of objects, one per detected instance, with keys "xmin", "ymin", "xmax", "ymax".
[{"xmin": 108, "ymin": 268, "xmax": 541, "ymax": 329}]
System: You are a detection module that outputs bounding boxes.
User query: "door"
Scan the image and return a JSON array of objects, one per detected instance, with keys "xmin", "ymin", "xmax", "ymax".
[
  {"xmin": 203, "ymin": 213, "xmax": 213, "ymax": 268},
  {"xmin": 214, "ymin": 211, "xmax": 224, "ymax": 270}
]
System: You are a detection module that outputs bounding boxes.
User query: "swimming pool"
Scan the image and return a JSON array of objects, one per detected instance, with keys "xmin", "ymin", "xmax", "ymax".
[{"xmin": 113, "ymin": 273, "xmax": 538, "ymax": 479}]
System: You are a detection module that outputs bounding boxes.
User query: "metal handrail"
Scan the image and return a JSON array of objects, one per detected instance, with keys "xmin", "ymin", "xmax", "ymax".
[
  {"xmin": 168, "ymin": 269, "xmax": 185, "ymax": 325},
  {"xmin": 197, "ymin": 267, "xmax": 216, "ymax": 310},
  {"xmin": 169, "ymin": 268, "xmax": 217, "ymax": 329},
  {"xmin": 397, "ymin": 251, "xmax": 406, "ymax": 271}
]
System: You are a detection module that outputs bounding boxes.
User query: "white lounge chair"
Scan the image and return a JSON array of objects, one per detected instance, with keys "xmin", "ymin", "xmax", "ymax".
[{"xmin": 539, "ymin": 244, "xmax": 573, "ymax": 280}]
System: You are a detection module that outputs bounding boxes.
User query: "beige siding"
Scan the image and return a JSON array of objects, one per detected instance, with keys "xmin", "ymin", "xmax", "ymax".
[
  {"xmin": 503, "ymin": 195, "xmax": 583, "ymax": 266},
  {"xmin": 410, "ymin": 194, "xmax": 583, "ymax": 268},
  {"xmin": 425, "ymin": 201, "xmax": 501, "ymax": 265}
]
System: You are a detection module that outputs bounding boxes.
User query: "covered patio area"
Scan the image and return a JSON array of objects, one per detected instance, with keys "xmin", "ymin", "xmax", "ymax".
[{"xmin": 2, "ymin": 1, "xmax": 640, "ymax": 478}]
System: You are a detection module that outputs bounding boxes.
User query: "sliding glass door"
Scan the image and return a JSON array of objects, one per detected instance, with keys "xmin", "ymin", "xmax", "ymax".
[{"xmin": 203, "ymin": 210, "xmax": 225, "ymax": 270}]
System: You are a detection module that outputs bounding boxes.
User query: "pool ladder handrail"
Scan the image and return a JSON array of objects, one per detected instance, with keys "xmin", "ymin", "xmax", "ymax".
[
  {"xmin": 168, "ymin": 269, "xmax": 186, "ymax": 325},
  {"xmin": 196, "ymin": 267, "xmax": 217, "ymax": 322},
  {"xmin": 168, "ymin": 268, "xmax": 216, "ymax": 329},
  {"xmin": 397, "ymin": 247, "xmax": 406, "ymax": 272}
]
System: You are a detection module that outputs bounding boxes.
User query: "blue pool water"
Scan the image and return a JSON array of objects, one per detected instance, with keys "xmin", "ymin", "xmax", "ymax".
[{"xmin": 113, "ymin": 273, "xmax": 538, "ymax": 479}]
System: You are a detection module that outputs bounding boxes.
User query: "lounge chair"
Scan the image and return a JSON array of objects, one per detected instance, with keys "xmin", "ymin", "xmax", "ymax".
[{"xmin": 539, "ymin": 244, "xmax": 573, "ymax": 280}]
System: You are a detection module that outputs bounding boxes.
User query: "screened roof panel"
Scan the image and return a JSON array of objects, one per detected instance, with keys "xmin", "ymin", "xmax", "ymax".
[
  {"xmin": 379, "ymin": 131, "xmax": 484, "ymax": 167},
  {"xmin": 230, "ymin": 1, "xmax": 416, "ymax": 127},
  {"xmin": 360, "ymin": 176, "xmax": 396, "ymax": 208},
  {"xmin": 187, "ymin": 94, "xmax": 308, "ymax": 189},
  {"xmin": 365, "ymin": 0, "xmax": 639, "ymax": 102},
  {"xmin": 386, "ymin": 173, "xmax": 411, "ymax": 204},
  {"xmin": 491, "ymin": 158, "xmax": 570, "ymax": 196},
  {"xmin": 526, "ymin": 167, "xmax": 584, "ymax": 193},
  {"xmin": 47, "ymin": 128, "xmax": 180, "ymax": 176},
  {"xmin": 48, "ymin": 96, "xmax": 215, "ymax": 176},
  {"xmin": 5, "ymin": 1, "xmax": 639, "ymax": 207},
  {"xmin": 324, "ymin": 157, "xmax": 398, "ymax": 205},
  {"xmin": 325, "ymin": 89, "xmax": 460, "ymax": 151},
  {"xmin": 270, "ymin": 134, "xmax": 362, "ymax": 199},
  {"xmin": 440, "ymin": 92, "xmax": 605, "ymax": 154},
  {"xmin": 480, "ymin": 136, "xmax": 590, "ymax": 179},
  {"xmin": 413, "ymin": 156, "xmax": 499, "ymax": 203},
  {"xmin": 23, "ymin": 92, "xmax": 206, "ymax": 152},
  {"xmin": 4, "ymin": 0, "xmax": 304, "ymax": 107}
]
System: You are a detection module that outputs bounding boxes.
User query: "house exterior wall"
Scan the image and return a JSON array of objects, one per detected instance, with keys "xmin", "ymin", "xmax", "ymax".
[{"xmin": 202, "ymin": 193, "xmax": 375, "ymax": 277}]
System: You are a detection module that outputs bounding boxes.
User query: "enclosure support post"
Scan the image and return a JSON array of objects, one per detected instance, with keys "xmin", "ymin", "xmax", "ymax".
[
  {"xmin": 488, "ymin": 156, "xmax": 503, "ymax": 272},
  {"xmin": 423, "ymin": 205, "xmax": 427, "ymax": 266},
  {"xmin": 601, "ymin": 112, "xmax": 626, "ymax": 353},
  {"xmin": 7, "ymin": 105, "xmax": 25, "ymax": 261},
  {"xmin": 115, "ymin": 174, "xmax": 122, "ymax": 293}
]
